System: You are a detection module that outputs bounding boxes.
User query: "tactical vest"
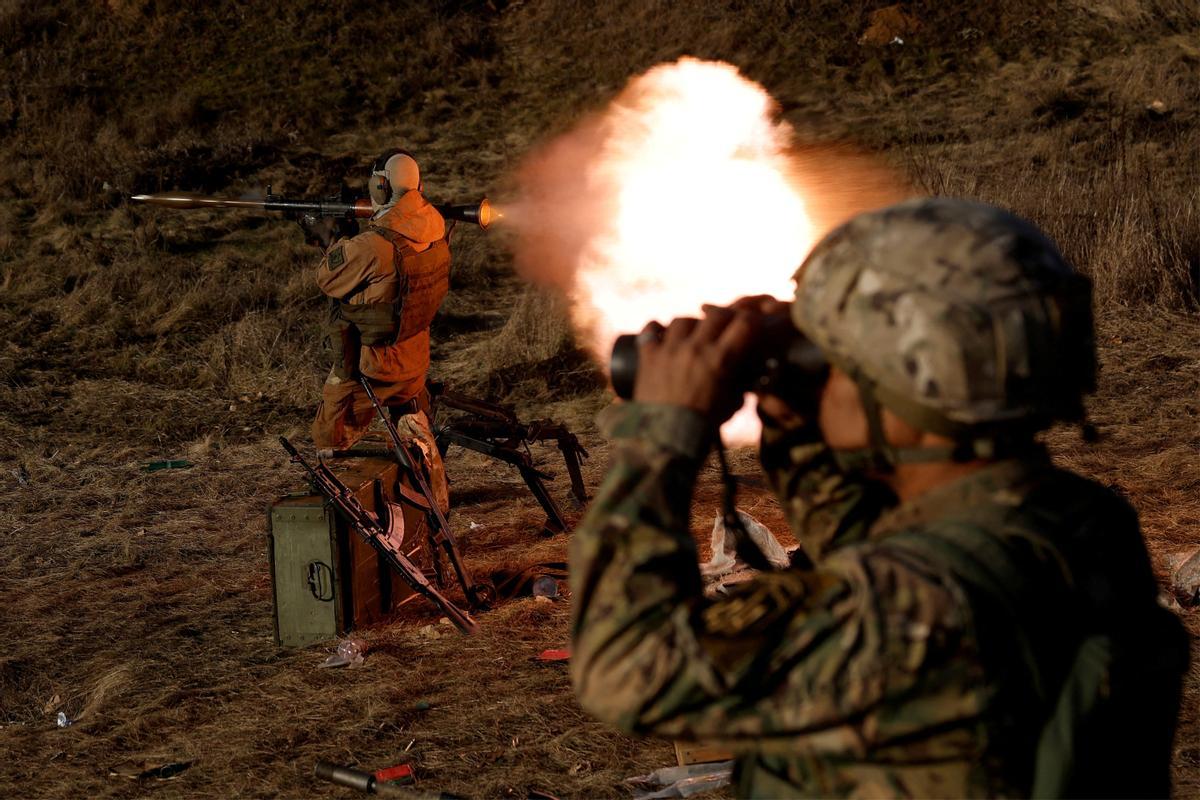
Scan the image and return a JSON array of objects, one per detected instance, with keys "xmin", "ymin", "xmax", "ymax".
[{"xmin": 335, "ymin": 227, "xmax": 451, "ymax": 347}]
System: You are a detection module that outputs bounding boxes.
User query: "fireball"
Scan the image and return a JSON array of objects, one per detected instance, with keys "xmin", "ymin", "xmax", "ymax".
[
  {"xmin": 575, "ymin": 59, "xmax": 813, "ymax": 349},
  {"xmin": 507, "ymin": 57, "xmax": 906, "ymax": 443}
]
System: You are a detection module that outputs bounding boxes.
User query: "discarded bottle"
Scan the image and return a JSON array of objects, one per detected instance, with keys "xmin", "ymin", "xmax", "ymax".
[
  {"xmin": 319, "ymin": 638, "xmax": 366, "ymax": 669},
  {"xmin": 531, "ymin": 576, "xmax": 560, "ymax": 599},
  {"xmin": 56, "ymin": 712, "xmax": 73, "ymax": 728}
]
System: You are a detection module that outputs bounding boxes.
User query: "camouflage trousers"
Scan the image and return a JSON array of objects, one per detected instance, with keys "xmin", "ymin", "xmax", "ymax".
[{"xmin": 311, "ymin": 373, "xmax": 450, "ymax": 515}]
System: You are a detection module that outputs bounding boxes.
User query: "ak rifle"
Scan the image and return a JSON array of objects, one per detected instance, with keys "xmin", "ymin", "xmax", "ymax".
[
  {"xmin": 360, "ymin": 379, "xmax": 493, "ymax": 610},
  {"xmin": 278, "ymin": 436, "xmax": 478, "ymax": 634},
  {"xmin": 431, "ymin": 385, "xmax": 589, "ymax": 536}
]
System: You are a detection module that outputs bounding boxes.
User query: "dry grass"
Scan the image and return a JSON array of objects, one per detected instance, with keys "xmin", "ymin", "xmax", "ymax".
[{"xmin": 1, "ymin": 0, "xmax": 1199, "ymax": 797}]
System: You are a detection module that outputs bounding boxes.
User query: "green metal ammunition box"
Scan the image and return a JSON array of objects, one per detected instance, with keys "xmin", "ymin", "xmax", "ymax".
[{"xmin": 267, "ymin": 456, "xmax": 416, "ymax": 647}]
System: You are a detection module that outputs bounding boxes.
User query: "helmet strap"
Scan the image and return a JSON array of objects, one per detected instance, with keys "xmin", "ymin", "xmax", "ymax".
[
  {"xmin": 833, "ymin": 368, "xmax": 1012, "ymax": 472},
  {"xmin": 714, "ymin": 434, "xmax": 775, "ymax": 571},
  {"xmin": 858, "ymin": 376, "xmax": 896, "ymax": 472}
]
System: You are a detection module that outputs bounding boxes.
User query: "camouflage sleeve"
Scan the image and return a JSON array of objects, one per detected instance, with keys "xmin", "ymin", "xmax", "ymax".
[
  {"xmin": 758, "ymin": 408, "xmax": 896, "ymax": 564},
  {"xmin": 571, "ymin": 402, "xmax": 977, "ymax": 752}
]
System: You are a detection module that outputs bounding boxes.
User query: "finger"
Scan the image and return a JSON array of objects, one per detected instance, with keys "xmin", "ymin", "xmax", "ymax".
[
  {"xmin": 717, "ymin": 296, "xmax": 758, "ymax": 314},
  {"xmin": 702, "ymin": 297, "xmax": 787, "ymax": 332},
  {"xmin": 726, "ymin": 295, "xmax": 769, "ymax": 312},
  {"xmin": 759, "ymin": 297, "xmax": 791, "ymax": 317},
  {"xmin": 661, "ymin": 316, "xmax": 700, "ymax": 346},
  {"xmin": 728, "ymin": 294, "xmax": 788, "ymax": 316},
  {"xmin": 693, "ymin": 305, "xmax": 737, "ymax": 343},
  {"xmin": 640, "ymin": 320, "xmax": 665, "ymax": 336},
  {"xmin": 713, "ymin": 311, "xmax": 760, "ymax": 370},
  {"xmin": 638, "ymin": 320, "xmax": 666, "ymax": 345}
]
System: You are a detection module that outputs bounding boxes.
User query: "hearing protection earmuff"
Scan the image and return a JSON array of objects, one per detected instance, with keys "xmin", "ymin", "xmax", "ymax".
[{"xmin": 370, "ymin": 148, "xmax": 421, "ymax": 205}]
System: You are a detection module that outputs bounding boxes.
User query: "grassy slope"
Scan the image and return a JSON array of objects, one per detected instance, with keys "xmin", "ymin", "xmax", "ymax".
[{"xmin": 0, "ymin": 1, "xmax": 1198, "ymax": 797}]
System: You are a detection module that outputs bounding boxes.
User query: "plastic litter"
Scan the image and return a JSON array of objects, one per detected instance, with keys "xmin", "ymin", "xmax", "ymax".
[
  {"xmin": 625, "ymin": 760, "xmax": 734, "ymax": 799},
  {"xmin": 1171, "ymin": 547, "xmax": 1200, "ymax": 606},
  {"xmin": 701, "ymin": 510, "xmax": 790, "ymax": 578},
  {"xmin": 55, "ymin": 712, "xmax": 73, "ymax": 728},
  {"xmin": 374, "ymin": 763, "xmax": 415, "ymax": 786},
  {"xmin": 536, "ymin": 648, "xmax": 570, "ymax": 662},
  {"xmin": 318, "ymin": 638, "xmax": 366, "ymax": 669},
  {"xmin": 531, "ymin": 576, "xmax": 560, "ymax": 598}
]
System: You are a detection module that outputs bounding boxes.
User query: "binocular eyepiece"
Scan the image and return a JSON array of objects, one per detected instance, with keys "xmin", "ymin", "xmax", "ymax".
[{"xmin": 609, "ymin": 313, "xmax": 830, "ymax": 401}]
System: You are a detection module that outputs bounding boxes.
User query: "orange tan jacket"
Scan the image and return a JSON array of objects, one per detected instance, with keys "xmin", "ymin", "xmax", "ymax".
[{"xmin": 315, "ymin": 191, "xmax": 447, "ymax": 397}]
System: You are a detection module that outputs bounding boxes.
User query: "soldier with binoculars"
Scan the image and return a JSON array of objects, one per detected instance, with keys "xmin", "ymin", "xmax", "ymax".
[{"xmin": 570, "ymin": 198, "xmax": 1187, "ymax": 798}]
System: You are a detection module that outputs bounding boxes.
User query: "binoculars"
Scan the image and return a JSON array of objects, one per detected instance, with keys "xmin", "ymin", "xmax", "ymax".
[{"xmin": 609, "ymin": 312, "xmax": 830, "ymax": 401}]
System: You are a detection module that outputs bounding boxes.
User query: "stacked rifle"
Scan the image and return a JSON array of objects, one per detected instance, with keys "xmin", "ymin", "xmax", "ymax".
[
  {"xmin": 281, "ymin": 380, "xmax": 587, "ymax": 634},
  {"xmin": 279, "ymin": 433, "xmax": 481, "ymax": 635}
]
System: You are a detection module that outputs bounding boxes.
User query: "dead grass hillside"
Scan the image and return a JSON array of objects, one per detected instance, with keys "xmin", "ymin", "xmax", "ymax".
[{"xmin": 0, "ymin": 1, "xmax": 1198, "ymax": 797}]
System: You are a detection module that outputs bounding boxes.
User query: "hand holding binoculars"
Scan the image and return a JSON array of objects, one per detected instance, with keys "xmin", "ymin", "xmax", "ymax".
[{"xmin": 608, "ymin": 302, "xmax": 830, "ymax": 406}]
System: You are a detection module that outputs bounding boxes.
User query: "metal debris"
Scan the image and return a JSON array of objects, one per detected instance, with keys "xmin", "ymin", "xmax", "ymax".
[{"xmin": 143, "ymin": 460, "xmax": 193, "ymax": 472}]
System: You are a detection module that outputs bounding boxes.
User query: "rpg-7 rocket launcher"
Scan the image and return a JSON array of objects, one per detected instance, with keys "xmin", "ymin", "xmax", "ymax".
[{"xmin": 131, "ymin": 189, "xmax": 496, "ymax": 230}]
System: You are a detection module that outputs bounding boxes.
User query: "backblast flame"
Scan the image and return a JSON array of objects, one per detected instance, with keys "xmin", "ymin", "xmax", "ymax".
[{"xmin": 506, "ymin": 57, "xmax": 908, "ymax": 444}]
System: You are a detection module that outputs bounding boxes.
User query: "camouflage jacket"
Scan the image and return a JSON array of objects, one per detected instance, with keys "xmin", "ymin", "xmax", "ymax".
[{"xmin": 570, "ymin": 403, "xmax": 1187, "ymax": 798}]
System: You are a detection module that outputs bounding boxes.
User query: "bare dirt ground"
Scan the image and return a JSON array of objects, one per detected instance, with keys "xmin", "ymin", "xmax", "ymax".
[{"xmin": 1, "ymin": 1, "xmax": 1199, "ymax": 797}]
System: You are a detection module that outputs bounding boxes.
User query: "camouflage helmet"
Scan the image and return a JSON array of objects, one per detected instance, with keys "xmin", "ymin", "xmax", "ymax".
[{"xmin": 791, "ymin": 197, "xmax": 1095, "ymax": 458}]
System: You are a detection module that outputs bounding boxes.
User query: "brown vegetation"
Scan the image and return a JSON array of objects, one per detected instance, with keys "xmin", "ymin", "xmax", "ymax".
[{"xmin": 1, "ymin": 1, "xmax": 1198, "ymax": 797}]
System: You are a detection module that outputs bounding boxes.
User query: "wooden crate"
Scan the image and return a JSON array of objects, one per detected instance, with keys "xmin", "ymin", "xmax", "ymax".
[
  {"xmin": 674, "ymin": 741, "xmax": 735, "ymax": 766},
  {"xmin": 268, "ymin": 456, "xmax": 420, "ymax": 647}
]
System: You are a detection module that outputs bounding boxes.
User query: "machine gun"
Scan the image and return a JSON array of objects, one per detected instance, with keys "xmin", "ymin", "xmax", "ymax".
[
  {"xmin": 430, "ymin": 384, "xmax": 589, "ymax": 536},
  {"xmin": 278, "ymin": 436, "xmax": 478, "ymax": 634},
  {"xmin": 360, "ymin": 379, "xmax": 493, "ymax": 610}
]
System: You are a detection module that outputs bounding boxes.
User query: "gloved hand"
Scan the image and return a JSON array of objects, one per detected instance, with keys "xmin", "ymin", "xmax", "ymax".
[
  {"xmin": 333, "ymin": 217, "xmax": 360, "ymax": 241},
  {"xmin": 298, "ymin": 213, "xmax": 337, "ymax": 249}
]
